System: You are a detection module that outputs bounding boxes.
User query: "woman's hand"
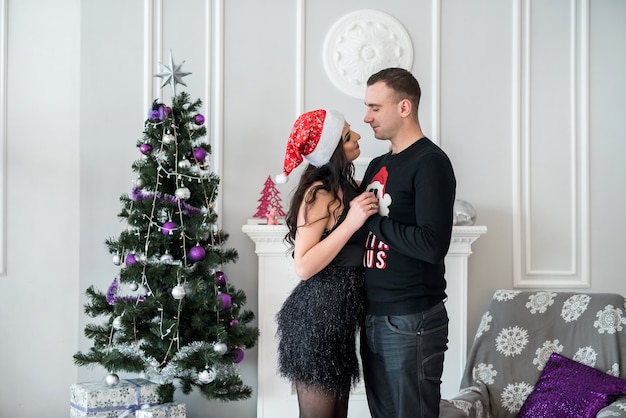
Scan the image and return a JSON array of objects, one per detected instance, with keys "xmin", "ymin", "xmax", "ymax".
[{"xmin": 343, "ymin": 191, "xmax": 378, "ymax": 231}]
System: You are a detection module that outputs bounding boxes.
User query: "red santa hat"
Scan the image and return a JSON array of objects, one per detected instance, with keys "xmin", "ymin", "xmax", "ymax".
[
  {"xmin": 369, "ymin": 167, "xmax": 388, "ymax": 194},
  {"xmin": 275, "ymin": 109, "xmax": 345, "ymax": 183}
]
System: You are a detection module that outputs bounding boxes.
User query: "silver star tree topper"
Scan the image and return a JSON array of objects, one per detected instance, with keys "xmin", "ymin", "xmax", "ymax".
[{"xmin": 154, "ymin": 50, "xmax": 191, "ymax": 95}]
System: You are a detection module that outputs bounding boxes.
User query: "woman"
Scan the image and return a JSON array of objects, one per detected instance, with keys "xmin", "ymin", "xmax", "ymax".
[{"xmin": 275, "ymin": 109, "xmax": 378, "ymax": 418}]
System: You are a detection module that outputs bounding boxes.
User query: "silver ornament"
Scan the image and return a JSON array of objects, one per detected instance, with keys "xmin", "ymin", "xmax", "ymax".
[
  {"xmin": 105, "ymin": 373, "xmax": 119, "ymax": 387},
  {"xmin": 175, "ymin": 187, "xmax": 191, "ymax": 200},
  {"xmin": 178, "ymin": 158, "xmax": 191, "ymax": 169},
  {"xmin": 198, "ymin": 368, "xmax": 216, "ymax": 384},
  {"xmin": 112, "ymin": 316, "xmax": 123, "ymax": 330},
  {"xmin": 129, "ymin": 282, "xmax": 139, "ymax": 291},
  {"xmin": 213, "ymin": 342, "xmax": 228, "ymax": 355},
  {"xmin": 112, "ymin": 254, "xmax": 121, "ymax": 265},
  {"xmin": 453, "ymin": 199, "xmax": 477, "ymax": 226},
  {"xmin": 162, "ymin": 133, "xmax": 175, "ymax": 144},
  {"xmin": 154, "ymin": 49, "xmax": 191, "ymax": 95},
  {"xmin": 183, "ymin": 282, "xmax": 193, "ymax": 297},
  {"xmin": 171, "ymin": 284, "xmax": 186, "ymax": 299},
  {"xmin": 135, "ymin": 178, "xmax": 144, "ymax": 187},
  {"xmin": 160, "ymin": 253, "xmax": 174, "ymax": 263}
]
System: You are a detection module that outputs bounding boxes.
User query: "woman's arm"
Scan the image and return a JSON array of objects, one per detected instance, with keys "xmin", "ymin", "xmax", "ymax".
[{"xmin": 293, "ymin": 187, "xmax": 377, "ymax": 280}]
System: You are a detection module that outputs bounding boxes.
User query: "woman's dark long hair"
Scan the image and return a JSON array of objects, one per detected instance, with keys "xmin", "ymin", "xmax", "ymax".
[{"xmin": 284, "ymin": 139, "xmax": 357, "ymax": 250}]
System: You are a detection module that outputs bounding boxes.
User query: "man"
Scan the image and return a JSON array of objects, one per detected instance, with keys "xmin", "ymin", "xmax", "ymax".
[{"xmin": 360, "ymin": 67, "xmax": 456, "ymax": 418}]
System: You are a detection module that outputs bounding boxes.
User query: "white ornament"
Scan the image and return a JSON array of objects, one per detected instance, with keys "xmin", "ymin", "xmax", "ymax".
[
  {"xmin": 198, "ymin": 368, "xmax": 216, "ymax": 384},
  {"xmin": 135, "ymin": 178, "xmax": 144, "ymax": 187},
  {"xmin": 105, "ymin": 373, "xmax": 119, "ymax": 386},
  {"xmin": 175, "ymin": 186, "xmax": 191, "ymax": 200},
  {"xmin": 171, "ymin": 284, "xmax": 186, "ymax": 299},
  {"xmin": 213, "ymin": 342, "xmax": 228, "ymax": 355},
  {"xmin": 129, "ymin": 282, "xmax": 139, "ymax": 291},
  {"xmin": 112, "ymin": 254, "xmax": 121, "ymax": 265}
]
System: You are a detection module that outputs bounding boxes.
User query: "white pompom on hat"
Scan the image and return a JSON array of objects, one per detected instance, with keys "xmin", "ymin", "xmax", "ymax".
[{"xmin": 275, "ymin": 109, "xmax": 345, "ymax": 184}]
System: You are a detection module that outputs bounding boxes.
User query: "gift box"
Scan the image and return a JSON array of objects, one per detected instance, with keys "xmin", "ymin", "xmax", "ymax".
[
  {"xmin": 70, "ymin": 378, "xmax": 159, "ymax": 417},
  {"xmin": 136, "ymin": 403, "xmax": 186, "ymax": 418}
]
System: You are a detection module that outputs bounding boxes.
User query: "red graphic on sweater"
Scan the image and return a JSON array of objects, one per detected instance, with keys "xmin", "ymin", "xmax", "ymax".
[
  {"xmin": 363, "ymin": 167, "xmax": 392, "ymax": 269},
  {"xmin": 364, "ymin": 231, "xmax": 389, "ymax": 269},
  {"xmin": 365, "ymin": 167, "xmax": 392, "ymax": 216}
]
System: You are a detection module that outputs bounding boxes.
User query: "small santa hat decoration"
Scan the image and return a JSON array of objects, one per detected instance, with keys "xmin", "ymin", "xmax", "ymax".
[
  {"xmin": 275, "ymin": 109, "xmax": 345, "ymax": 183},
  {"xmin": 369, "ymin": 166, "xmax": 388, "ymax": 194}
]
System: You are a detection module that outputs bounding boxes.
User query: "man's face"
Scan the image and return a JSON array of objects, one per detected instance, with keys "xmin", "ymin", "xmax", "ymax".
[{"xmin": 363, "ymin": 81, "xmax": 401, "ymax": 141}]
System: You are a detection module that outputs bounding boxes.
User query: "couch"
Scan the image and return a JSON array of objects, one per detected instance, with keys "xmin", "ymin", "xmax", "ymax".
[{"xmin": 440, "ymin": 289, "xmax": 626, "ymax": 417}]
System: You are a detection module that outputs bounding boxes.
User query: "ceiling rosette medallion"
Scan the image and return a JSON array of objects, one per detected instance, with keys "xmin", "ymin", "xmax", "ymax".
[{"xmin": 323, "ymin": 10, "xmax": 414, "ymax": 98}]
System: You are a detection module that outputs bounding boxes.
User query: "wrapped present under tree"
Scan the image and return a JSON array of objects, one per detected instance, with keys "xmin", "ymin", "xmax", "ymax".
[{"xmin": 70, "ymin": 378, "xmax": 159, "ymax": 417}]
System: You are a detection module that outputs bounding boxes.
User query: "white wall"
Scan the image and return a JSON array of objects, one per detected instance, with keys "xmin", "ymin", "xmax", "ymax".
[
  {"xmin": 1, "ymin": 0, "xmax": 625, "ymax": 417},
  {"xmin": 0, "ymin": 0, "xmax": 81, "ymax": 415}
]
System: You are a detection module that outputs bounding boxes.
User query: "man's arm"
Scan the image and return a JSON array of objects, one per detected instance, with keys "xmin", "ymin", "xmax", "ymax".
[{"xmin": 366, "ymin": 154, "xmax": 456, "ymax": 263}]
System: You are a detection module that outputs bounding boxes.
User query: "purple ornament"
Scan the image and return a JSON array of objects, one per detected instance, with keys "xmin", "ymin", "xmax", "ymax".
[
  {"xmin": 125, "ymin": 253, "xmax": 137, "ymax": 266},
  {"xmin": 232, "ymin": 347, "xmax": 244, "ymax": 363},
  {"xmin": 189, "ymin": 245, "xmax": 206, "ymax": 262},
  {"xmin": 149, "ymin": 100, "xmax": 165, "ymax": 120},
  {"xmin": 162, "ymin": 221, "xmax": 177, "ymax": 235},
  {"xmin": 140, "ymin": 143, "xmax": 152, "ymax": 154},
  {"xmin": 215, "ymin": 271, "xmax": 227, "ymax": 286},
  {"xmin": 157, "ymin": 105, "xmax": 167, "ymax": 120},
  {"xmin": 194, "ymin": 114, "xmax": 205, "ymax": 125},
  {"xmin": 229, "ymin": 319, "xmax": 239, "ymax": 327},
  {"xmin": 193, "ymin": 147, "xmax": 207, "ymax": 163},
  {"xmin": 217, "ymin": 293, "xmax": 232, "ymax": 309}
]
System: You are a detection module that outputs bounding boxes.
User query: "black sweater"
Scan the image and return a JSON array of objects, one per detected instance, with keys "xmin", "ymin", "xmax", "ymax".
[{"xmin": 361, "ymin": 138, "xmax": 456, "ymax": 315}]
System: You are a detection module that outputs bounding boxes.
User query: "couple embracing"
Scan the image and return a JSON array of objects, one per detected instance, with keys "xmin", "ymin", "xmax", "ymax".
[{"xmin": 275, "ymin": 67, "xmax": 456, "ymax": 418}]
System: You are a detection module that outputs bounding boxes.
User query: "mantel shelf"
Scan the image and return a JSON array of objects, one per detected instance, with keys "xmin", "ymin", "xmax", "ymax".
[{"xmin": 242, "ymin": 222, "xmax": 486, "ymax": 253}]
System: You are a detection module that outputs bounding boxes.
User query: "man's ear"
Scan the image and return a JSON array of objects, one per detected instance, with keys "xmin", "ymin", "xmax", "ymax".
[{"xmin": 399, "ymin": 98, "xmax": 412, "ymax": 117}]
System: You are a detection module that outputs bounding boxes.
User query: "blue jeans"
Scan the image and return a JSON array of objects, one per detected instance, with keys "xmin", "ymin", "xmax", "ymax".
[{"xmin": 361, "ymin": 302, "xmax": 449, "ymax": 418}]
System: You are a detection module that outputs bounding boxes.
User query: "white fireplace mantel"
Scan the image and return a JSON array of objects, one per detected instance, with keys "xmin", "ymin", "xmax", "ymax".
[{"xmin": 243, "ymin": 222, "xmax": 487, "ymax": 418}]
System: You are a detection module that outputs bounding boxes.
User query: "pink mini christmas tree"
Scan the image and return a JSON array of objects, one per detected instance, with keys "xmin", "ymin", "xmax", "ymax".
[{"xmin": 253, "ymin": 176, "xmax": 286, "ymax": 219}]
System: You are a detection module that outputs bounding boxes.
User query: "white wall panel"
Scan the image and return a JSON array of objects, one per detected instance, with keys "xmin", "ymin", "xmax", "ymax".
[
  {"xmin": 1, "ymin": 0, "xmax": 81, "ymax": 416},
  {"xmin": 514, "ymin": 0, "xmax": 590, "ymax": 287},
  {"xmin": 0, "ymin": 0, "xmax": 6, "ymax": 276}
]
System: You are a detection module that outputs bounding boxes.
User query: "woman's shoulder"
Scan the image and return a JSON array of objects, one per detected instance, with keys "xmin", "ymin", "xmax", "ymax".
[{"xmin": 304, "ymin": 181, "xmax": 331, "ymax": 199}]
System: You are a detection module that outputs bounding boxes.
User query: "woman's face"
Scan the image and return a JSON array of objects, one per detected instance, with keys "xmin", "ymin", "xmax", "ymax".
[{"xmin": 341, "ymin": 121, "xmax": 361, "ymax": 162}]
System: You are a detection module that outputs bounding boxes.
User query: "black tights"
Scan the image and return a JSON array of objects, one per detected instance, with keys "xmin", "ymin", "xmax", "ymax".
[{"xmin": 295, "ymin": 382, "xmax": 349, "ymax": 418}]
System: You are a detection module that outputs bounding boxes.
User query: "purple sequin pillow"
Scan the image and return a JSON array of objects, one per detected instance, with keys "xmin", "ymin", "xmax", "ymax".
[{"xmin": 517, "ymin": 352, "xmax": 626, "ymax": 418}]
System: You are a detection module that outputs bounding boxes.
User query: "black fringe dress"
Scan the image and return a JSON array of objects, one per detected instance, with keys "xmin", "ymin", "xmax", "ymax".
[{"xmin": 276, "ymin": 187, "xmax": 368, "ymax": 395}]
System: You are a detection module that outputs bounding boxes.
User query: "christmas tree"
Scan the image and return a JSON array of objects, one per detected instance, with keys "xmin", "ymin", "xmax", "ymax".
[
  {"xmin": 252, "ymin": 176, "xmax": 285, "ymax": 219},
  {"xmin": 74, "ymin": 53, "xmax": 259, "ymax": 404}
]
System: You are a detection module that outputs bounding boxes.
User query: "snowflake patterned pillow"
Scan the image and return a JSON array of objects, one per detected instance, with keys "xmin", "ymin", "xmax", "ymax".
[{"xmin": 517, "ymin": 352, "xmax": 626, "ymax": 418}]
